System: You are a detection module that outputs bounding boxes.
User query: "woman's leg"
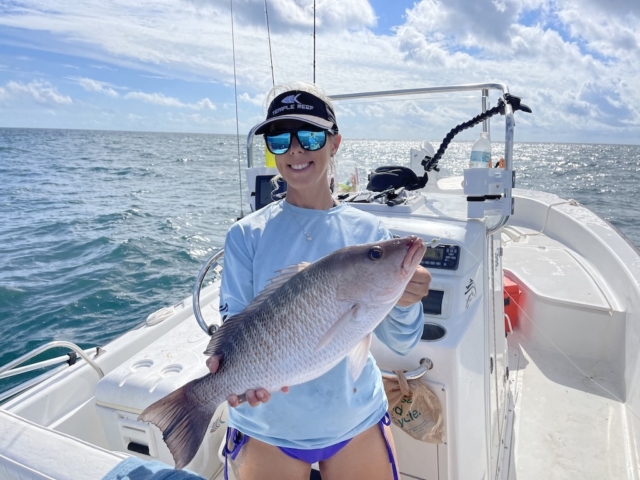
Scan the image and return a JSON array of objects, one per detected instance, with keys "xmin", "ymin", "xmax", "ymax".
[
  {"xmin": 318, "ymin": 420, "xmax": 398, "ymax": 480},
  {"xmin": 228, "ymin": 436, "xmax": 311, "ymax": 480}
]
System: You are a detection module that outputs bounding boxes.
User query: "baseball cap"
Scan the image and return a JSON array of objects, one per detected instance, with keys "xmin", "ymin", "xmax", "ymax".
[{"xmin": 253, "ymin": 90, "xmax": 339, "ymax": 135}]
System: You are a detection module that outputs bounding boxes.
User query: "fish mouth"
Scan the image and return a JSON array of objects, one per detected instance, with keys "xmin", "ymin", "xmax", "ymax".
[{"xmin": 401, "ymin": 236, "xmax": 426, "ymax": 276}]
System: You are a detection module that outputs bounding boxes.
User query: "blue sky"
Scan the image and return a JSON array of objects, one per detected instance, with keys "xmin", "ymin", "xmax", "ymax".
[{"xmin": 0, "ymin": 0, "xmax": 638, "ymax": 144}]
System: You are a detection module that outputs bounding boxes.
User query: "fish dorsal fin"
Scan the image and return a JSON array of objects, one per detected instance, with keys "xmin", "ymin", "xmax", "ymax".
[
  {"xmin": 347, "ymin": 333, "xmax": 372, "ymax": 381},
  {"xmin": 265, "ymin": 263, "xmax": 311, "ymax": 293},
  {"xmin": 203, "ymin": 262, "xmax": 311, "ymax": 358},
  {"xmin": 244, "ymin": 262, "xmax": 311, "ymax": 315},
  {"xmin": 315, "ymin": 303, "xmax": 361, "ymax": 352},
  {"xmin": 231, "ymin": 262, "xmax": 311, "ymax": 320}
]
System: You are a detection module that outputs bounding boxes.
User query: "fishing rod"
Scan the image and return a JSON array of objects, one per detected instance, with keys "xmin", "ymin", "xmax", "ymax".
[
  {"xmin": 313, "ymin": 0, "xmax": 316, "ymax": 83},
  {"xmin": 264, "ymin": 0, "xmax": 275, "ymax": 87},
  {"xmin": 229, "ymin": 0, "xmax": 244, "ymax": 219}
]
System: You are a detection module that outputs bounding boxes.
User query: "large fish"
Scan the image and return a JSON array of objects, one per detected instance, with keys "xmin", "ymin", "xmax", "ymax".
[{"xmin": 139, "ymin": 235, "xmax": 426, "ymax": 469}]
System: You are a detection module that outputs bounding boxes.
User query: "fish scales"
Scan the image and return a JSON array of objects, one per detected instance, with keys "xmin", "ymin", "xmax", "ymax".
[
  {"xmin": 217, "ymin": 266, "xmax": 343, "ymax": 392},
  {"xmin": 139, "ymin": 236, "xmax": 426, "ymax": 469}
]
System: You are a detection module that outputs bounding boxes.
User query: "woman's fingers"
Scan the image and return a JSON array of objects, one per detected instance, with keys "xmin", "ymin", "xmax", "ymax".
[
  {"xmin": 206, "ymin": 355, "xmax": 220, "ymax": 374},
  {"xmin": 210, "ymin": 356, "xmax": 288, "ymax": 407},
  {"xmin": 397, "ymin": 266, "xmax": 431, "ymax": 307}
]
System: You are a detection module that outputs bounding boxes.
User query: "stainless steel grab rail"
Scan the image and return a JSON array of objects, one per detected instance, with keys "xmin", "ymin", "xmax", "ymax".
[
  {"xmin": 380, "ymin": 357, "xmax": 433, "ymax": 381},
  {"xmin": 0, "ymin": 341, "xmax": 104, "ymax": 379},
  {"xmin": 0, "ymin": 341, "xmax": 104, "ymax": 403},
  {"xmin": 0, "ymin": 347, "xmax": 99, "ymax": 380},
  {"xmin": 193, "ymin": 249, "xmax": 224, "ymax": 335}
]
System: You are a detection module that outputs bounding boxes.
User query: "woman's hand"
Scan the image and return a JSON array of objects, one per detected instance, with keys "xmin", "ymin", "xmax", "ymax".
[
  {"xmin": 206, "ymin": 355, "xmax": 289, "ymax": 407},
  {"xmin": 396, "ymin": 265, "xmax": 431, "ymax": 307}
]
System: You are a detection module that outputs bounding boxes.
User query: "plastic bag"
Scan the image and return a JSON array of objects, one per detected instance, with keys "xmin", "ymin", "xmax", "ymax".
[{"xmin": 383, "ymin": 370, "xmax": 444, "ymax": 443}]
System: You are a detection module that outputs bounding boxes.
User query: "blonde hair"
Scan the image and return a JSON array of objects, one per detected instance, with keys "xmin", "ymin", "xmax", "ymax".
[{"xmin": 266, "ymin": 82, "xmax": 339, "ymax": 187}]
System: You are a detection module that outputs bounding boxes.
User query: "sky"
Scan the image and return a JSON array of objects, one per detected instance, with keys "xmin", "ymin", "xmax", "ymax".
[{"xmin": 0, "ymin": 0, "xmax": 638, "ymax": 144}]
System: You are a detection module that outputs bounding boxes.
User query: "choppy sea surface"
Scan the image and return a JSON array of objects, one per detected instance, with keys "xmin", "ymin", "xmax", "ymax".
[{"xmin": 1, "ymin": 128, "xmax": 639, "ymax": 392}]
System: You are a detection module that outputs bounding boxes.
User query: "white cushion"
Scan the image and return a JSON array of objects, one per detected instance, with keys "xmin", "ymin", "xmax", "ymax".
[{"xmin": 0, "ymin": 409, "xmax": 128, "ymax": 480}]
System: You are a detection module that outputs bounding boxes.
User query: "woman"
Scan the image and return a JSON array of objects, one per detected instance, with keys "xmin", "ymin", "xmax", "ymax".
[{"xmin": 208, "ymin": 82, "xmax": 431, "ymax": 480}]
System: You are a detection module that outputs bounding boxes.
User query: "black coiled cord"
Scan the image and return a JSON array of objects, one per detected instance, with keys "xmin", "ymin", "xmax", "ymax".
[{"xmin": 422, "ymin": 93, "xmax": 532, "ymax": 173}]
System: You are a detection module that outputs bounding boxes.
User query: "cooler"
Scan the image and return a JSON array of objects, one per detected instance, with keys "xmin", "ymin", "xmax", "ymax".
[
  {"xmin": 94, "ymin": 317, "xmax": 227, "ymax": 474},
  {"xmin": 504, "ymin": 277, "xmax": 521, "ymax": 332}
]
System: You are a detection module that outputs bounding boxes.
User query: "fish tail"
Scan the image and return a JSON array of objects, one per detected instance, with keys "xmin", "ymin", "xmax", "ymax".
[{"xmin": 138, "ymin": 377, "xmax": 220, "ymax": 470}]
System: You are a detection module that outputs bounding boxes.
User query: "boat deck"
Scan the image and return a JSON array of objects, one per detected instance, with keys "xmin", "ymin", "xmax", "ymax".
[
  {"xmin": 501, "ymin": 221, "xmax": 635, "ymax": 480},
  {"xmin": 507, "ymin": 332, "xmax": 632, "ymax": 480}
]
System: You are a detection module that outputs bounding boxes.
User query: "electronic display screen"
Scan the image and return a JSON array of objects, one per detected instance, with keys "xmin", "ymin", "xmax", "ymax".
[
  {"xmin": 255, "ymin": 175, "xmax": 287, "ymax": 210},
  {"xmin": 421, "ymin": 289, "xmax": 444, "ymax": 315},
  {"xmin": 257, "ymin": 177, "xmax": 273, "ymax": 208},
  {"xmin": 423, "ymin": 247, "xmax": 444, "ymax": 260}
]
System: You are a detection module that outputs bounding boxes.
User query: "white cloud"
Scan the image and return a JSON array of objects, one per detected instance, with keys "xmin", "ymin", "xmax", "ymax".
[
  {"xmin": 239, "ymin": 92, "xmax": 266, "ymax": 107},
  {"xmin": 5, "ymin": 80, "xmax": 72, "ymax": 105},
  {"xmin": 403, "ymin": 0, "xmax": 522, "ymax": 47},
  {"xmin": 557, "ymin": 3, "xmax": 639, "ymax": 61},
  {"xmin": 0, "ymin": 0, "xmax": 637, "ymax": 141},
  {"xmin": 77, "ymin": 77, "xmax": 119, "ymax": 97},
  {"xmin": 125, "ymin": 91, "xmax": 216, "ymax": 110},
  {"xmin": 125, "ymin": 91, "xmax": 187, "ymax": 108},
  {"xmin": 90, "ymin": 64, "xmax": 116, "ymax": 70},
  {"xmin": 577, "ymin": 0, "xmax": 640, "ymax": 17},
  {"xmin": 186, "ymin": 0, "xmax": 376, "ymax": 32},
  {"xmin": 195, "ymin": 98, "xmax": 216, "ymax": 110},
  {"xmin": 385, "ymin": 0, "xmax": 640, "ymax": 142},
  {"xmin": 172, "ymin": 112, "xmax": 214, "ymax": 125}
]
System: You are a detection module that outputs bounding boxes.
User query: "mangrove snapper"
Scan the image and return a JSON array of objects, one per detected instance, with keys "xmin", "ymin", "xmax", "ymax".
[{"xmin": 139, "ymin": 235, "xmax": 426, "ymax": 468}]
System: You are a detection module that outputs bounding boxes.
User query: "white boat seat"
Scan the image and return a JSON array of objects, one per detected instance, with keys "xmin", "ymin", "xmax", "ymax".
[
  {"xmin": 503, "ymin": 229, "xmax": 624, "ymax": 368},
  {"xmin": 504, "ymin": 244, "xmax": 610, "ymax": 311},
  {"xmin": 0, "ymin": 408, "xmax": 129, "ymax": 480}
]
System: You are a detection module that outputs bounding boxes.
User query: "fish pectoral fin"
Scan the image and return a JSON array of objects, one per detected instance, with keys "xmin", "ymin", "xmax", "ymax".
[
  {"xmin": 347, "ymin": 333, "xmax": 372, "ymax": 381},
  {"xmin": 315, "ymin": 304, "xmax": 361, "ymax": 352}
]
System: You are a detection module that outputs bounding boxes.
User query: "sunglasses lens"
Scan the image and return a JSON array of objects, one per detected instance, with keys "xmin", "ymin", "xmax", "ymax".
[
  {"xmin": 265, "ymin": 129, "xmax": 329, "ymax": 154},
  {"xmin": 297, "ymin": 130, "xmax": 326, "ymax": 151},
  {"xmin": 265, "ymin": 133, "xmax": 291, "ymax": 155}
]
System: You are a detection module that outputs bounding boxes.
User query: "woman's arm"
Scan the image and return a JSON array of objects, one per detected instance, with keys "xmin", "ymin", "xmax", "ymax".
[
  {"xmin": 208, "ymin": 222, "xmax": 288, "ymax": 406},
  {"xmin": 218, "ymin": 223, "xmax": 255, "ymax": 321}
]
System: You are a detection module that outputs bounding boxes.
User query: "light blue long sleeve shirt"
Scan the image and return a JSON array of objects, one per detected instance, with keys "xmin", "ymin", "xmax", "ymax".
[{"xmin": 218, "ymin": 200, "xmax": 424, "ymax": 449}]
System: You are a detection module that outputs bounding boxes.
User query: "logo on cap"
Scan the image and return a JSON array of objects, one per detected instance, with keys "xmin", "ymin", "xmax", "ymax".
[
  {"xmin": 272, "ymin": 93, "xmax": 315, "ymax": 115},
  {"xmin": 281, "ymin": 94, "xmax": 302, "ymax": 105}
]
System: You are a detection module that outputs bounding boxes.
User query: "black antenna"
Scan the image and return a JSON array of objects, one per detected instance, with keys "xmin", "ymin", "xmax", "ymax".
[
  {"xmin": 264, "ymin": 0, "xmax": 275, "ymax": 86},
  {"xmin": 313, "ymin": 0, "xmax": 316, "ymax": 83},
  {"xmin": 229, "ymin": 0, "xmax": 244, "ymax": 218}
]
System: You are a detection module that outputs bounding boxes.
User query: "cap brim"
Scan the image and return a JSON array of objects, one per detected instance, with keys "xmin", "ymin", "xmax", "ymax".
[{"xmin": 253, "ymin": 114, "xmax": 335, "ymax": 135}]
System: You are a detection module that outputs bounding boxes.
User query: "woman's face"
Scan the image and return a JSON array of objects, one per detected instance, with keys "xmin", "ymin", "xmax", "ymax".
[{"xmin": 269, "ymin": 120, "xmax": 341, "ymax": 194}]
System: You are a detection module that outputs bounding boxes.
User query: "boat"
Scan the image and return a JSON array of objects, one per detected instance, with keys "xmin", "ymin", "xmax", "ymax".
[{"xmin": 1, "ymin": 83, "xmax": 639, "ymax": 480}]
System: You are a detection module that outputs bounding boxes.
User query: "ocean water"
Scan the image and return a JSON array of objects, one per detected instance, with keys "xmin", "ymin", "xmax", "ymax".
[{"xmin": 1, "ymin": 128, "xmax": 639, "ymax": 392}]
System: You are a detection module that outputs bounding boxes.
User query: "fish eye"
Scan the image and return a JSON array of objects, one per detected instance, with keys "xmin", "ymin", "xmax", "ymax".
[{"xmin": 368, "ymin": 247, "xmax": 383, "ymax": 260}]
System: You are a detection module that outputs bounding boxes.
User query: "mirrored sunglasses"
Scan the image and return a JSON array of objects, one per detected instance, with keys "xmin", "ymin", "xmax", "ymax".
[{"xmin": 264, "ymin": 129, "xmax": 333, "ymax": 155}]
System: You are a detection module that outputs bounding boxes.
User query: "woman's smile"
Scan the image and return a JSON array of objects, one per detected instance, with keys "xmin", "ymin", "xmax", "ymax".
[{"xmin": 289, "ymin": 161, "xmax": 312, "ymax": 171}]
